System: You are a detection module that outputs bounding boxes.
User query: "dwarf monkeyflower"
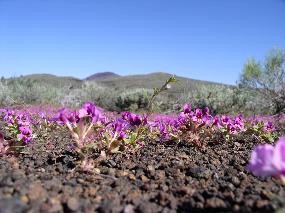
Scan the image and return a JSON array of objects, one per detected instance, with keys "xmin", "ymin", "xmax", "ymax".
[
  {"xmin": 111, "ymin": 119, "xmax": 127, "ymax": 139},
  {"xmin": 118, "ymin": 131, "xmax": 127, "ymax": 141},
  {"xmin": 122, "ymin": 112, "xmax": 147, "ymax": 127},
  {"xmin": 212, "ymin": 116, "xmax": 221, "ymax": 128},
  {"xmin": 56, "ymin": 102, "xmax": 106, "ymax": 149},
  {"xmin": 264, "ymin": 122, "xmax": 275, "ymax": 132},
  {"xmin": 183, "ymin": 103, "xmax": 191, "ymax": 114},
  {"xmin": 18, "ymin": 126, "xmax": 33, "ymax": 143},
  {"xmin": 247, "ymin": 136, "xmax": 285, "ymax": 178},
  {"xmin": 221, "ymin": 115, "xmax": 231, "ymax": 126},
  {"xmin": 78, "ymin": 102, "xmax": 103, "ymax": 123}
]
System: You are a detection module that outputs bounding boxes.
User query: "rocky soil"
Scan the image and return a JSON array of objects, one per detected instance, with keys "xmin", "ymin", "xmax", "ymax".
[{"xmin": 0, "ymin": 132, "xmax": 284, "ymax": 213}]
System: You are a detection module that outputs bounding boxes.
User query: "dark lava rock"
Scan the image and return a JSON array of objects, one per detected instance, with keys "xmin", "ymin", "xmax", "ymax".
[
  {"xmin": 187, "ymin": 167, "xmax": 212, "ymax": 179},
  {"xmin": 0, "ymin": 130, "xmax": 283, "ymax": 213}
]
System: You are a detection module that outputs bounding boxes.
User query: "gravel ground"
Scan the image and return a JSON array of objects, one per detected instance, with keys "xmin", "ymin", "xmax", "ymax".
[{"xmin": 0, "ymin": 131, "xmax": 284, "ymax": 213}]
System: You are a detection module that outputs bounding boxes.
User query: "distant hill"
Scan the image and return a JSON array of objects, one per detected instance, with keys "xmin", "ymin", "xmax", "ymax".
[
  {"xmin": 7, "ymin": 72, "xmax": 227, "ymax": 95},
  {"xmin": 94, "ymin": 72, "xmax": 224, "ymax": 96},
  {"xmin": 85, "ymin": 72, "xmax": 121, "ymax": 81},
  {"xmin": 8, "ymin": 73, "xmax": 82, "ymax": 88}
]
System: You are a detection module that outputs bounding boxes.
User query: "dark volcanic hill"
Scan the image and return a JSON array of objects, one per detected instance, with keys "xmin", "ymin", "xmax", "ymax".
[{"xmin": 85, "ymin": 72, "xmax": 121, "ymax": 81}]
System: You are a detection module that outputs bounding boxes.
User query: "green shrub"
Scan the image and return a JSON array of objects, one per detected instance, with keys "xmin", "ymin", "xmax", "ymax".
[
  {"xmin": 240, "ymin": 48, "xmax": 285, "ymax": 114},
  {"xmin": 178, "ymin": 84, "xmax": 269, "ymax": 115},
  {"xmin": 0, "ymin": 80, "xmax": 13, "ymax": 107},
  {"xmin": 115, "ymin": 88, "xmax": 152, "ymax": 111},
  {"xmin": 61, "ymin": 81, "xmax": 117, "ymax": 109}
]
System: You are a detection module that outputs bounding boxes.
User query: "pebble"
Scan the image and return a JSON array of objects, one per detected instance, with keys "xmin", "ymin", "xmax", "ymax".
[
  {"xmin": 231, "ymin": 176, "xmax": 240, "ymax": 186},
  {"xmin": 156, "ymin": 170, "xmax": 166, "ymax": 181},
  {"xmin": 37, "ymin": 168, "xmax": 46, "ymax": 173},
  {"xmin": 88, "ymin": 187, "xmax": 97, "ymax": 197},
  {"xmin": 141, "ymin": 175, "xmax": 149, "ymax": 182},
  {"xmin": 67, "ymin": 197, "xmax": 80, "ymax": 211},
  {"xmin": 206, "ymin": 197, "xmax": 227, "ymax": 209},
  {"xmin": 124, "ymin": 204, "xmax": 135, "ymax": 213},
  {"xmin": 255, "ymin": 200, "xmax": 269, "ymax": 209},
  {"xmin": 129, "ymin": 174, "xmax": 136, "ymax": 181},
  {"xmin": 49, "ymin": 198, "xmax": 63, "ymax": 212},
  {"xmin": 108, "ymin": 168, "xmax": 116, "ymax": 176},
  {"xmin": 28, "ymin": 183, "xmax": 47, "ymax": 202},
  {"xmin": 107, "ymin": 160, "xmax": 117, "ymax": 167},
  {"xmin": 77, "ymin": 178, "xmax": 85, "ymax": 184},
  {"xmin": 233, "ymin": 204, "xmax": 240, "ymax": 212},
  {"xmin": 117, "ymin": 170, "xmax": 129, "ymax": 177},
  {"xmin": 20, "ymin": 195, "xmax": 29, "ymax": 204},
  {"xmin": 188, "ymin": 167, "xmax": 212, "ymax": 179},
  {"xmin": 147, "ymin": 165, "xmax": 155, "ymax": 172}
]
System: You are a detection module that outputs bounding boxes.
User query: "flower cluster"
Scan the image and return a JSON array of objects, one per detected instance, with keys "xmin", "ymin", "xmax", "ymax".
[
  {"xmin": 0, "ymin": 102, "xmax": 281, "ymax": 164},
  {"xmin": 103, "ymin": 112, "xmax": 149, "ymax": 153},
  {"xmin": 56, "ymin": 102, "xmax": 106, "ymax": 149},
  {"xmin": 150, "ymin": 104, "xmax": 248, "ymax": 143},
  {"xmin": 0, "ymin": 109, "xmax": 33, "ymax": 144}
]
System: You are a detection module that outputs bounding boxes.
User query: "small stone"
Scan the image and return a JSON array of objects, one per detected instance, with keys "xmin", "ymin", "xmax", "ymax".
[
  {"xmin": 89, "ymin": 187, "xmax": 97, "ymax": 197},
  {"xmin": 194, "ymin": 193, "xmax": 205, "ymax": 203},
  {"xmin": 188, "ymin": 167, "xmax": 212, "ymax": 179},
  {"xmin": 116, "ymin": 170, "xmax": 129, "ymax": 177},
  {"xmin": 233, "ymin": 204, "xmax": 240, "ymax": 212},
  {"xmin": 245, "ymin": 199, "xmax": 254, "ymax": 207},
  {"xmin": 178, "ymin": 186, "xmax": 196, "ymax": 196},
  {"xmin": 255, "ymin": 200, "xmax": 269, "ymax": 209},
  {"xmin": 107, "ymin": 160, "xmax": 117, "ymax": 167},
  {"xmin": 129, "ymin": 174, "xmax": 136, "ymax": 181},
  {"xmin": 77, "ymin": 178, "xmax": 85, "ymax": 184},
  {"xmin": 227, "ymin": 183, "xmax": 235, "ymax": 191},
  {"xmin": 67, "ymin": 197, "xmax": 80, "ymax": 211},
  {"xmin": 49, "ymin": 198, "xmax": 63, "ymax": 212},
  {"xmin": 206, "ymin": 197, "xmax": 227, "ymax": 209},
  {"xmin": 108, "ymin": 168, "xmax": 116, "ymax": 176},
  {"xmin": 94, "ymin": 168, "xmax": 101, "ymax": 174},
  {"xmin": 196, "ymin": 202, "xmax": 204, "ymax": 209},
  {"xmin": 37, "ymin": 168, "xmax": 46, "ymax": 172},
  {"xmin": 3, "ymin": 187, "xmax": 14, "ymax": 195},
  {"xmin": 141, "ymin": 175, "xmax": 149, "ymax": 182},
  {"xmin": 231, "ymin": 177, "xmax": 240, "ymax": 186},
  {"xmin": 156, "ymin": 170, "xmax": 166, "ymax": 181},
  {"xmin": 260, "ymin": 190, "xmax": 270, "ymax": 199},
  {"xmin": 161, "ymin": 184, "xmax": 169, "ymax": 192},
  {"xmin": 147, "ymin": 165, "xmax": 155, "ymax": 172},
  {"xmin": 28, "ymin": 183, "xmax": 47, "ymax": 202},
  {"xmin": 238, "ymin": 172, "xmax": 247, "ymax": 180},
  {"xmin": 124, "ymin": 204, "xmax": 135, "ymax": 213},
  {"xmin": 20, "ymin": 195, "xmax": 29, "ymax": 204},
  {"xmin": 11, "ymin": 170, "xmax": 24, "ymax": 180}
]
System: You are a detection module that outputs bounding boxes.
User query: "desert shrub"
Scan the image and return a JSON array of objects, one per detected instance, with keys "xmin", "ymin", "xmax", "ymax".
[
  {"xmin": 115, "ymin": 88, "xmax": 153, "ymax": 111},
  {"xmin": 178, "ymin": 84, "xmax": 268, "ymax": 115},
  {"xmin": 0, "ymin": 80, "xmax": 13, "ymax": 106},
  {"xmin": 3, "ymin": 78, "xmax": 64, "ymax": 106},
  {"xmin": 60, "ymin": 81, "xmax": 117, "ymax": 109},
  {"xmin": 240, "ymin": 48, "xmax": 285, "ymax": 114}
]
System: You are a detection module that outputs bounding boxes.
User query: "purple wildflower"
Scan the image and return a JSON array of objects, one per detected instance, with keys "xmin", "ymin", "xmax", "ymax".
[
  {"xmin": 18, "ymin": 126, "xmax": 33, "ymax": 143},
  {"xmin": 247, "ymin": 136, "xmax": 285, "ymax": 177}
]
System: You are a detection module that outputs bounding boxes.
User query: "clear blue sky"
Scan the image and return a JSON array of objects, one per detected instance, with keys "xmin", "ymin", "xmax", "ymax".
[{"xmin": 1, "ymin": 0, "xmax": 285, "ymax": 84}]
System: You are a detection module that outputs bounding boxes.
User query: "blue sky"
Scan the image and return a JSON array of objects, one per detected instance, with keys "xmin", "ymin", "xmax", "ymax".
[{"xmin": 0, "ymin": 0, "xmax": 285, "ymax": 84}]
